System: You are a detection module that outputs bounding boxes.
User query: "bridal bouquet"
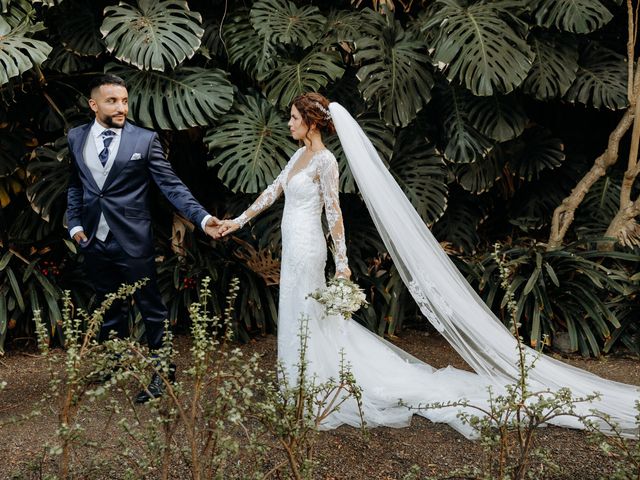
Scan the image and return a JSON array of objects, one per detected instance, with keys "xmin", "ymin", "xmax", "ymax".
[{"xmin": 308, "ymin": 278, "xmax": 367, "ymax": 319}]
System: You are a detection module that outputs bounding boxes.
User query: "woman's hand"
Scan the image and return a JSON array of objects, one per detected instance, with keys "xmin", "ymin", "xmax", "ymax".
[
  {"xmin": 335, "ymin": 267, "xmax": 352, "ymax": 280},
  {"xmin": 219, "ymin": 219, "xmax": 241, "ymax": 237}
]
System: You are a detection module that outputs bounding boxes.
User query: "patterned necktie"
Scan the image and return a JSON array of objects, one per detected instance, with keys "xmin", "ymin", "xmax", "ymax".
[{"xmin": 99, "ymin": 130, "xmax": 116, "ymax": 166}]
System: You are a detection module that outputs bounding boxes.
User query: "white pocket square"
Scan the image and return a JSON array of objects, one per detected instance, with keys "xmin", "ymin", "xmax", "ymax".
[{"xmin": 130, "ymin": 153, "xmax": 142, "ymax": 160}]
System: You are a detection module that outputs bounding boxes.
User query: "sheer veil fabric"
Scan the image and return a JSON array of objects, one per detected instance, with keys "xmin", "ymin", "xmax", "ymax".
[{"xmin": 328, "ymin": 101, "xmax": 639, "ymax": 436}]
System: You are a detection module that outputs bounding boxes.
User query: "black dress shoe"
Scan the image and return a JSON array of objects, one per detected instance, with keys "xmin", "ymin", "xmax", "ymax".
[{"xmin": 135, "ymin": 364, "xmax": 176, "ymax": 404}]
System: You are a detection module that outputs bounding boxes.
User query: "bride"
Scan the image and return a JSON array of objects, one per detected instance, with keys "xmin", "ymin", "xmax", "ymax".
[{"xmin": 216, "ymin": 93, "xmax": 639, "ymax": 438}]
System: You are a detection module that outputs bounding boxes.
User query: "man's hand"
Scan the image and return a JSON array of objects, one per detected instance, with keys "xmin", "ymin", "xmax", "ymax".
[
  {"xmin": 73, "ymin": 230, "xmax": 88, "ymax": 245},
  {"xmin": 204, "ymin": 216, "xmax": 222, "ymax": 239}
]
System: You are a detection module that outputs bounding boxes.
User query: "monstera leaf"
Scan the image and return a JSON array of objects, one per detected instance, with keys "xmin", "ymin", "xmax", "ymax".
[
  {"xmin": 421, "ymin": 0, "xmax": 533, "ymax": 96},
  {"xmin": 0, "ymin": 19, "xmax": 51, "ymax": 86},
  {"xmin": 355, "ymin": 11, "xmax": 433, "ymax": 127},
  {"xmin": 31, "ymin": 0, "xmax": 64, "ymax": 6},
  {"xmin": 27, "ymin": 138, "xmax": 70, "ymax": 222},
  {"xmin": 250, "ymin": 0, "xmax": 326, "ymax": 48},
  {"xmin": 530, "ymin": 0, "xmax": 612, "ymax": 34},
  {"xmin": 389, "ymin": 129, "xmax": 448, "ymax": 224},
  {"xmin": 263, "ymin": 51, "xmax": 345, "ymax": 110},
  {"xmin": 223, "ymin": 9, "xmax": 278, "ymax": 80},
  {"xmin": 52, "ymin": 0, "xmax": 104, "ymax": 56},
  {"xmin": 200, "ymin": 18, "xmax": 225, "ymax": 60},
  {"xmin": 325, "ymin": 113, "xmax": 395, "ymax": 193},
  {"xmin": 455, "ymin": 148, "xmax": 504, "ymax": 194},
  {"xmin": 205, "ymin": 94, "xmax": 296, "ymax": 193},
  {"xmin": 435, "ymin": 83, "xmax": 493, "ymax": 164},
  {"xmin": 432, "ymin": 187, "xmax": 487, "ymax": 253},
  {"xmin": 522, "ymin": 31, "xmax": 579, "ymax": 100},
  {"xmin": 565, "ymin": 43, "xmax": 628, "ymax": 110},
  {"xmin": 574, "ymin": 174, "xmax": 621, "ymax": 237},
  {"xmin": 321, "ymin": 9, "xmax": 364, "ymax": 46},
  {"xmin": 101, "ymin": 0, "xmax": 203, "ymax": 71},
  {"xmin": 1, "ymin": 0, "xmax": 32, "ymax": 25},
  {"xmin": 42, "ymin": 45, "xmax": 91, "ymax": 73},
  {"xmin": 467, "ymin": 94, "xmax": 528, "ymax": 142},
  {"xmin": 109, "ymin": 65, "xmax": 234, "ymax": 131},
  {"xmin": 509, "ymin": 127, "xmax": 565, "ymax": 181},
  {"xmin": 0, "ymin": 125, "xmax": 30, "ymax": 177}
]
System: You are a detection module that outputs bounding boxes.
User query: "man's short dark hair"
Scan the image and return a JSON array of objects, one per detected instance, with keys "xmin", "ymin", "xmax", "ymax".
[{"xmin": 88, "ymin": 74, "xmax": 127, "ymax": 96}]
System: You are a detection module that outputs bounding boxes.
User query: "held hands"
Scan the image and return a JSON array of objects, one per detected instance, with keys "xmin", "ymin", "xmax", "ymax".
[
  {"xmin": 204, "ymin": 216, "xmax": 222, "ymax": 239},
  {"xmin": 217, "ymin": 219, "xmax": 240, "ymax": 238},
  {"xmin": 204, "ymin": 216, "xmax": 240, "ymax": 240}
]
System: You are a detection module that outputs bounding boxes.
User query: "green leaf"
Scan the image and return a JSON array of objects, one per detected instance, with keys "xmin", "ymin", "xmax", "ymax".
[
  {"xmin": 321, "ymin": 9, "xmax": 364, "ymax": 45},
  {"xmin": 108, "ymin": 65, "xmax": 234, "ymax": 131},
  {"xmin": 263, "ymin": 50, "xmax": 345, "ymax": 110},
  {"xmin": 565, "ymin": 43, "xmax": 628, "ymax": 110},
  {"xmin": 223, "ymin": 9, "xmax": 277, "ymax": 80},
  {"xmin": 523, "ymin": 266, "xmax": 541, "ymax": 295},
  {"xmin": 508, "ymin": 127, "xmax": 565, "ymax": 181},
  {"xmin": 6, "ymin": 266, "xmax": 24, "ymax": 311},
  {"xmin": 31, "ymin": 0, "xmax": 64, "ymax": 6},
  {"xmin": 422, "ymin": 0, "xmax": 533, "ymax": 96},
  {"xmin": 52, "ymin": 0, "xmax": 104, "ymax": 56},
  {"xmin": 544, "ymin": 262, "xmax": 560, "ymax": 287},
  {"xmin": 432, "ymin": 188, "xmax": 486, "ymax": 253},
  {"xmin": 390, "ymin": 130, "xmax": 448, "ymax": 224},
  {"xmin": 522, "ymin": 31, "xmax": 579, "ymax": 100},
  {"xmin": 42, "ymin": 45, "xmax": 91, "ymax": 74},
  {"xmin": 27, "ymin": 142, "xmax": 71, "ymax": 221},
  {"xmin": 250, "ymin": 0, "xmax": 326, "ymax": 48},
  {"xmin": 206, "ymin": 94, "xmax": 296, "ymax": 193},
  {"xmin": 0, "ymin": 21, "xmax": 52, "ymax": 86},
  {"xmin": 455, "ymin": 148, "xmax": 504, "ymax": 193},
  {"xmin": 325, "ymin": 113, "xmax": 395, "ymax": 193},
  {"xmin": 530, "ymin": 0, "xmax": 613, "ymax": 34},
  {"xmin": 355, "ymin": 10, "xmax": 433, "ymax": 127},
  {"xmin": 0, "ymin": 125, "xmax": 29, "ymax": 177},
  {"xmin": 435, "ymin": 83, "xmax": 493, "ymax": 164},
  {"xmin": 0, "ymin": 250, "xmax": 12, "ymax": 270},
  {"xmin": 467, "ymin": 94, "xmax": 528, "ymax": 142},
  {"xmin": 101, "ymin": 0, "xmax": 204, "ymax": 71}
]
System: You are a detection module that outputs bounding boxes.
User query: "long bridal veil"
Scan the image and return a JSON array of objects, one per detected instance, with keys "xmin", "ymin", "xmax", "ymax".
[{"xmin": 329, "ymin": 101, "xmax": 639, "ymax": 436}]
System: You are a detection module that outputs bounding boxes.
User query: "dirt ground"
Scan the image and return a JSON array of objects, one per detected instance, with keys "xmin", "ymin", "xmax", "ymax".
[{"xmin": 1, "ymin": 329, "xmax": 639, "ymax": 479}]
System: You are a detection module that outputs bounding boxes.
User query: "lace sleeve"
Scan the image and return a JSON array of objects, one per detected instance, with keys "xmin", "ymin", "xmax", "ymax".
[
  {"xmin": 233, "ymin": 163, "xmax": 290, "ymax": 228},
  {"xmin": 318, "ymin": 153, "xmax": 349, "ymax": 276}
]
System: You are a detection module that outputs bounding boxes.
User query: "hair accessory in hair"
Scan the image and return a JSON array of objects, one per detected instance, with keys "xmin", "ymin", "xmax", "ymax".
[{"xmin": 314, "ymin": 101, "xmax": 332, "ymax": 121}]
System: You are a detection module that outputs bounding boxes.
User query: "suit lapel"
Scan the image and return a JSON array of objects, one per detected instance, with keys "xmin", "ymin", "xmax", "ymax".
[
  {"xmin": 73, "ymin": 123, "xmax": 100, "ymax": 191},
  {"xmin": 103, "ymin": 121, "xmax": 136, "ymax": 190}
]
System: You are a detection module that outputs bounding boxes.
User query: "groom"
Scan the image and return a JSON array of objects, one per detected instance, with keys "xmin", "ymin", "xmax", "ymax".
[{"xmin": 66, "ymin": 74, "xmax": 219, "ymax": 402}]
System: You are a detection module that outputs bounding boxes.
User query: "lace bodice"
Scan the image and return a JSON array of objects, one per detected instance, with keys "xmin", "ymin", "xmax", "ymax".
[{"xmin": 234, "ymin": 147, "xmax": 349, "ymax": 275}]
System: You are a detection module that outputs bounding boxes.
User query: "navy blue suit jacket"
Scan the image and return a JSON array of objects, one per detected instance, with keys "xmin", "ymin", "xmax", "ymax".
[{"xmin": 66, "ymin": 121, "xmax": 208, "ymax": 257}]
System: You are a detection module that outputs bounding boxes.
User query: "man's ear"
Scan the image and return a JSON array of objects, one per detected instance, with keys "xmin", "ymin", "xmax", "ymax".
[{"xmin": 88, "ymin": 98, "xmax": 98, "ymax": 113}]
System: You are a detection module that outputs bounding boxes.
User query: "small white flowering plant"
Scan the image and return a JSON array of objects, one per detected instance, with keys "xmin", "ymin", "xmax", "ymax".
[{"xmin": 307, "ymin": 277, "xmax": 367, "ymax": 319}]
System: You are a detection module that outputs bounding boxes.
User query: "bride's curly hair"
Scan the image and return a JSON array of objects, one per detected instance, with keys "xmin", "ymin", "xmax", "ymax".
[{"xmin": 292, "ymin": 93, "xmax": 336, "ymax": 135}]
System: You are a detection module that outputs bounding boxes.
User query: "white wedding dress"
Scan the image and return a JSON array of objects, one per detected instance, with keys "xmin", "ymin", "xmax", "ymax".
[{"xmin": 232, "ymin": 104, "xmax": 639, "ymax": 439}]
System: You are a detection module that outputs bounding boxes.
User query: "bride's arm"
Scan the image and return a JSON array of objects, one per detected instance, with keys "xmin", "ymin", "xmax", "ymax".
[
  {"xmin": 319, "ymin": 154, "xmax": 351, "ymax": 279},
  {"xmin": 220, "ymin": 167, "xmax": 287, "ymax": 237}
]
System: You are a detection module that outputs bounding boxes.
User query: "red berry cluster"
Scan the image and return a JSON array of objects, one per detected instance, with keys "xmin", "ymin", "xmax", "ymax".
[
  {"xmin": 40, "ymin": 260, "xmax": 61, "ymax": 277},
  {"xmin": 182, "ymin": 276, "xmax": 197, "ymax": 290}
]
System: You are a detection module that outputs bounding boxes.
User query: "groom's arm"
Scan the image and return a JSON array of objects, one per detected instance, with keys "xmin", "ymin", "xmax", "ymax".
[
  {"xmin": 145, "ymin": 132, "xmax": 213, "ymax": 231},
  {"xmin": 66, "ymin": 134, "xmax": 87, "ymax": 243}
]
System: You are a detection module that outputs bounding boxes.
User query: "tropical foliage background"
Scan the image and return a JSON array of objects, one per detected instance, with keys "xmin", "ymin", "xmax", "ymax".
[{"xmin": 0, "ymin": 0, "xmax": 639, "ymax": 357}]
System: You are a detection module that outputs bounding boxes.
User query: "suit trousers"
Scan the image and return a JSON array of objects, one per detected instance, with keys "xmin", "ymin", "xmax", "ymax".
[{"xmin": 82, "ymin": 233, "xmax": 167, "ymax": 350}]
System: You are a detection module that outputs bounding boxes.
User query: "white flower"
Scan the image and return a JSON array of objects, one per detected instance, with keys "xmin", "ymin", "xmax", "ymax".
[{"xmin": 307, "ymin": 278, "xmax": 368, "ymax": 319}]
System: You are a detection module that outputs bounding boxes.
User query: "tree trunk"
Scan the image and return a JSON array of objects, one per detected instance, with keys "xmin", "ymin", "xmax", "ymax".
[{"xmin": 546, "ymin": 110, "xmax": 635, "ymax": 250}]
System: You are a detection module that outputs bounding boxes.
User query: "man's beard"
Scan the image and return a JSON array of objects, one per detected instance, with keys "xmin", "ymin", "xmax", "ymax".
[{"xmin": 104, "ymin": 115, "xmax": 125, "ymax": 128}]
